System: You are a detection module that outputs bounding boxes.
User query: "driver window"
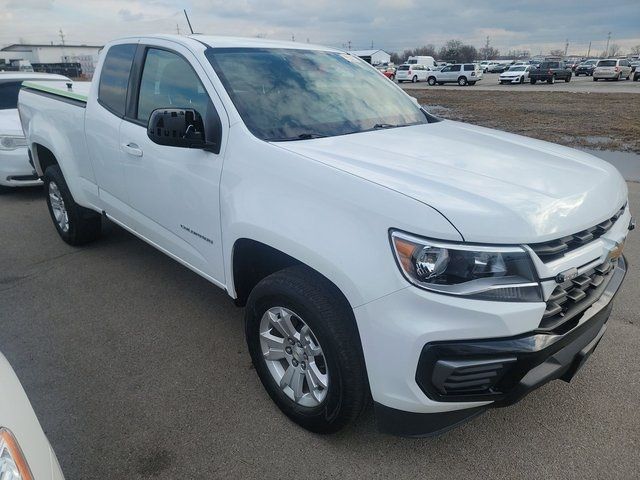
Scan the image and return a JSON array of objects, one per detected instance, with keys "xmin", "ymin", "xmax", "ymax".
[{"xmin": 136, "ymin": 48, "xmax": 209, "ymax": 123}]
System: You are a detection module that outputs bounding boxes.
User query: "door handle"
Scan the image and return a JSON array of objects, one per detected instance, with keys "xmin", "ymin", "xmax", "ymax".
[{"xmin": 122, "ymin": 143, "xmax": 143, "ymax": 157}]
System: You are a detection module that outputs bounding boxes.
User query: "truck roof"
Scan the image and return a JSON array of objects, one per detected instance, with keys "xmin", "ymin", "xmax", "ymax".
[{"xmin": 110, "ymin": 34, "xmax": 342, "ymax": 53}]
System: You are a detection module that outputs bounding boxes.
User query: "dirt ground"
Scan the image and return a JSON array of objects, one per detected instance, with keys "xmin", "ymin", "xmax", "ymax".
[{"xmin": 409, "ymin": 90, "xmax": 640, "ymax": 152}]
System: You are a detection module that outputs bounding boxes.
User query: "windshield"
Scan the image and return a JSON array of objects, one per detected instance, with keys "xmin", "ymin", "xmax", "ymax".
[
  {"xmin": 508, "ymin": 66, "xmax": 525, "ymax": 71},
  {"xmin": 206, "ymin": 48, "xmax": 428, "ymax": 141},
  {"xmin": 597, "ymin": 60, "xmax": 617, "ymax": 67}
]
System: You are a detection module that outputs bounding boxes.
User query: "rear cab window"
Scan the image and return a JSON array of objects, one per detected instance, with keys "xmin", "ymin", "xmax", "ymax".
[
  {"xmin": 597, "ymin": 60, "xmax": 617, "ymax": 67},
  {"xmin": 98, "ymin": 43, "xmax": 137, "ymax": 116}
]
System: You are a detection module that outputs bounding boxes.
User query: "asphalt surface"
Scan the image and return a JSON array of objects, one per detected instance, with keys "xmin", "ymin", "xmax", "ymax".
[
  {"xmin": 401, "ymin": 72, "xmax": 640, "ymax": 93},
  {"xmin": 1, "ymin": 182, "xmax": 639, "ymax": 479}
]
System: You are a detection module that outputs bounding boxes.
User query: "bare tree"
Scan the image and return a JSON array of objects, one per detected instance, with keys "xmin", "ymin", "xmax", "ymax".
[
  {"xmin": 479, "ymin": 45, "xmax": 500, "ymax": 60},
  {"xmin": 549, "ymin": 49, "xmax": 565, "ymax": 57},
  {"xmin": 608, "ymin": 43, "xmax": 622, "ymax": 57},
  {"xmin": 631, "ymin": 44, "xmax": 640, "ymax": 55}
]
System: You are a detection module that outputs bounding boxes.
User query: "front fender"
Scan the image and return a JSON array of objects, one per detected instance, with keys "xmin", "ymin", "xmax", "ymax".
[{"xmin": 220, "ymin": 127, "xmax": 462, "ymax": 308}]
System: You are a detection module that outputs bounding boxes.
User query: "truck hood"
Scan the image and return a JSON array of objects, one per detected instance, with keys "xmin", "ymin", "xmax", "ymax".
[
  {"xmin": 276, "ymin": 121, "xmax": 628, "ymax": 243},
  {"xmin": 0, "ymin": 109, "xmax": 23, "ymax": 136}
]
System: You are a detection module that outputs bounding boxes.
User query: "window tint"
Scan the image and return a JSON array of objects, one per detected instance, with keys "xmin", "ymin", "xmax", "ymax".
[
  {"xmin": 598, "ymin": 60, "xmax": 616, "ymax": 67},
  {"xmin": 463, "ymin": 64, "xmax": 474, "ymax": 71},
  {"xmin": 136, "ymin": 48, "xmax": 209, "ymax": 123},
  {"xmin": 0, "ymin": 81, "xmax": 21, "ymax": 110},
  {"xmin": 397, "ymin": 65, "xmax": 410, "ymax": 70},
  {"xmin": 451, "ymin": 65, "xmax": 461, "ymax": 71},
  {"xmin": 98, "ymin": 44, "xmax": 136, "ymax": 116}
]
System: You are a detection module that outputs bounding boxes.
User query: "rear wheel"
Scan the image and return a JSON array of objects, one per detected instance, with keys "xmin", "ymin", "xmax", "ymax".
[
  {"xmin": 427, "ymin": 77, "xmax": 436, "ymax": 85},
  {"xmin": 457, "ymin": 76, "xmax": 468, "ymax": 86},
  {"xmin": 548, "ymin": 75, "xmax": 555, "ymax": 84},
  {"xmin": 531, "ymin": 79, "xmax": 537, "ymax": 84},
  {"xmin": 411, "ymin": 75, "xmax": 417, "ymax": 83},
  {"xmin": 245, "ymin": 266, "xmax": 369, "ymax": 434},
  {"xmin": 565, "ymin": 75, "xmax": 571, "ymax": 83},
  {"xmin": 44, "ymin": 165, "xmax": 102, "ymax": 245}
]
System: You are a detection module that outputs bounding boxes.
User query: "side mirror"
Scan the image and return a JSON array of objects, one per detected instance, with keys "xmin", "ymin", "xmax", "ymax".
[{"xmin": 147, "ymin": 108, "xmax": 216, "ymax": 151}]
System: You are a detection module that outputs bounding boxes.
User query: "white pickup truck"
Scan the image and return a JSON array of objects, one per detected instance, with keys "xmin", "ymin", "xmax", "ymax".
[{"xmin": 18, "ymin": 35, "xmax": 633, "ymax": 437}]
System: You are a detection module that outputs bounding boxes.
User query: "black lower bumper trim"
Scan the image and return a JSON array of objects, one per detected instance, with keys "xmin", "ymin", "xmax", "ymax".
[
  {"xmin": 416, "ymin": 256, "xmax": 626, "ymax": 404},
  {"xmin": 374, "ymin": 402, "xmax": 486, "ymax": 438}
]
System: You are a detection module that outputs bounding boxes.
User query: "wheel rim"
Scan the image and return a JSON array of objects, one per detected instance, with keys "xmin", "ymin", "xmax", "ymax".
[
  {"xmin": 259, "ymin": 306, "xmax": 329, "ymax": 407},
  {"xmin": 48, "ymin": 181, "xmax": 69, "ymax": 233}
]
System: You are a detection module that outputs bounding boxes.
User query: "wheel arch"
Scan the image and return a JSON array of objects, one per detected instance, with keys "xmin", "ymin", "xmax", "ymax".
[{"xmin": 230, "ymin": 238, "xmax": 355, "ymax": 315}]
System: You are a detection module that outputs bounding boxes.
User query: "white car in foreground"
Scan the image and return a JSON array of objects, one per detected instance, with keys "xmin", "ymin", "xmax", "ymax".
[
  {"xmin": 18, "ymin": 35, "xmax": 632, "ymax": 437},
  {"xmin": 0, "ymin": 73, "xmax": 70, "ymax": 192},
  {"xmin": 0, "ymin": 352, "xmax": 64, "ymax": 479},
  {"xmin": 499, "ymin": 65, "xmax": 532, "ymax": 84}
]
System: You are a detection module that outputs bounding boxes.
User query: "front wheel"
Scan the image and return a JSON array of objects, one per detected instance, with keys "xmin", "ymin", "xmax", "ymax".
[
  {"xmin": 411, "ymin": 75, "xmax": 417, "ymax": 83},
  {"xmin": 44, "ymin": 165, "xmax": 102, "ymax": 245},
  {"xmin": 245, "ymin": 265, "xmax": 369, "ymax": 434}
]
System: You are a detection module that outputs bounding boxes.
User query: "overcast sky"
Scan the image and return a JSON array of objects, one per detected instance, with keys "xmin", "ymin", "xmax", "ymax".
[{"xmin": 1, "ymin": 0, "xmax": 639, "ymax": 56}]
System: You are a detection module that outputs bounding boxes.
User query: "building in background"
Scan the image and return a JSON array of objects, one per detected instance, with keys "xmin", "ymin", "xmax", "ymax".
[
  {"xmin": 350, "ymin": 49, "xmax": 391, "ymax": 66},
  {"xmin": 0, "ymin": 43, "xmax": 102, "ymax": 78}
]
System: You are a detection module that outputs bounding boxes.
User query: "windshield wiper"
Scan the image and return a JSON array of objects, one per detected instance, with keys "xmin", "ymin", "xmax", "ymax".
[
  {"xmin": 373, "ymin": 123, "xmax": 399, "ymax": 129},
  {"xmin": 268, "ymin": 133, "xmax": 328, "ymax": 141}
]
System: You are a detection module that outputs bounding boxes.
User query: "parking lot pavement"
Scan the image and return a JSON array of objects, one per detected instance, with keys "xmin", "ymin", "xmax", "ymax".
[
  {"xmin": 401, "ymin": 73, "xmax": 640, "ymax": 93},
  {"xmin": 0, "ymin": 184, "xmax": 639, "ymax": 480}
]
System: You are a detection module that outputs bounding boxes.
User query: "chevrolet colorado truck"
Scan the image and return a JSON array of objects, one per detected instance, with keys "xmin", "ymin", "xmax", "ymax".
[{"xmin": 18, "ymin": 35, "xmax": 633, "ymax": 437}]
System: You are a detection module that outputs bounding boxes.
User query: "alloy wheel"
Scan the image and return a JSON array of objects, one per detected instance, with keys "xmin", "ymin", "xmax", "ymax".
[
  {"xmin": 49, "ymin": 181, "xmax": 69, "ymax": 233},
  {"xmin": 259, "ymin": 306, "xmax": 329, "ymax": 407}
]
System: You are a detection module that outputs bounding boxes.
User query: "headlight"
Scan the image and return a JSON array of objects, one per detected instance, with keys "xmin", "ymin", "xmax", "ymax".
[
  {"xmin": 0, "ymin": 135, "xmax": 28, "ymax": 151},
  {"xmin": 390, "ymin": 230, "xmax": 542, "ymax": 302},
  {"xmin": 0, "ymin": 428, "xmax": 33, "ymax": 480}
]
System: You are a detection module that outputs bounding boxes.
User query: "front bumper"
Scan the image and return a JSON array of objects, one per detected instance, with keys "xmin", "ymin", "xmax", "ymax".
[
  {"xmin": 499, "ymin": 76, "xmax": 523, "ymax": 83},
  {"xmin": 357, "ymin": 253, "xmax": 627, "ymax": 437},
  {"xmin": 0, "ymin": 147, "xmax": 42, "ymax": 187}
]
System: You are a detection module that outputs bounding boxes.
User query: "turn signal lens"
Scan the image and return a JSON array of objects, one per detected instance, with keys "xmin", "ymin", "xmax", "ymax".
[{"xmin": 0, "ymin": 428, "xmax": 33, "ymax": 480}]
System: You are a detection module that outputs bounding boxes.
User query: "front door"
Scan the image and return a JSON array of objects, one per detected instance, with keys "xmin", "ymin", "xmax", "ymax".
[{"xmin": 119, "ymin": 44, "xmax": 227, "ymax": 284}]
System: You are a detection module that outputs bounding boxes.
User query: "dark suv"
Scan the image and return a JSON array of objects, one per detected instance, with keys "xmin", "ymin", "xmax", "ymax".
[{"xmin": 529, "ymin": 61, "xmax": 572, "ymax": 84}]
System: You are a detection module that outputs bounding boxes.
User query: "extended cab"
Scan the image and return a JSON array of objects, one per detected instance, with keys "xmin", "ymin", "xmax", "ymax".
[
  {"xmin": 529, "ymin": 60, "xmax": 572, "ymax": 84},
  {"xmin": 18, "ymin": 35, "xmax": 633, "ymax": 437}
]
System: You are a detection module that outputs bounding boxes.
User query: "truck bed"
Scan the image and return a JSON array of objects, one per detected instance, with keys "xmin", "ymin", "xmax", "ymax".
[{"xmin": 21, "ymin": 80, "xmax": 90, "ymax": 106}]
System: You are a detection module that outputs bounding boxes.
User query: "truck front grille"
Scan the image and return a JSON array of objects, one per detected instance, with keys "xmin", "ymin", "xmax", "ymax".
[
  {"xmin": 529, "ymin": 204, "xmax": 626, "ymax": 262},
  {"xmin": 540, "ymin": 259, "xmax": 616, "ymax": 332}
]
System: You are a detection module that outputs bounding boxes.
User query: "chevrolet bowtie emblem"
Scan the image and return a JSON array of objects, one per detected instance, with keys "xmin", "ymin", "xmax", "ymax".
[{"xmin": 556, "ymin": 267, "xmax": 579, "ymax": 283}]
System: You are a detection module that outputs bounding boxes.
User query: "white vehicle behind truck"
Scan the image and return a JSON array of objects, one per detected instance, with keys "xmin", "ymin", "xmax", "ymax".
[
  {"xmin": 18, "ymin": 35, "xmax": 633, "ymax": 437},
  {"xmin": 0, "ymin": 72, "xmax": 71, "ymax": 192},
  {"xmin": 406, "ymin": 55, "xmax": 436, "ymax": 68}
]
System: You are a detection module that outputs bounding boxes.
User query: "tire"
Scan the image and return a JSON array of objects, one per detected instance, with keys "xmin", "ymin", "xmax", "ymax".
[
  {"xmin": 411, "ymin": 75, "xmax": 417, "ymax": 83},
  {"xmin": 390, "ymin": 74, "xmax": 395, "ymax": 81},
  {"xmin": 531, "ymin": 79, "xmax": 537, "ymax": 84},
  {"xmin": 44, "ymin": 165, "xmax": 102, "ymax": 245},
  {"xmin": 469, "ymin": 81, "xmax": 476, "ymax": 85},
  {"xmin": 520, "ymin": 76, "xmax": 524, "ymax": 84},
  {"xmin": 615, "ymin": 74, "xmax": 620, "ymax": 81},
  {"xmin": 457, "ymin": 76, "xmax": 468, "ymax": 86},
  {"xmin": 565, "ymin": 75, "xmax": 571, "ymax": 83},
  {"xmin": 427, "ymin": 76, "xmax": 436, "ymax": 85},
  {"xmin": 548, "ymin": 76, "xmax": 555, "ymax": 84},
  {"xmin": 245, "ymin": 265, "xmax": 369, "ymax": 434},
  {"xmin": 593, "ymin": 77, "xmax": 598, "ymax": 81}
]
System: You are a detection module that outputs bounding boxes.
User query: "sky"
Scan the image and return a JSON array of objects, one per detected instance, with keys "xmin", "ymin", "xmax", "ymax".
[{"xmin": 1, "ymin": 0, "xmax": 639, "ymax": 56}]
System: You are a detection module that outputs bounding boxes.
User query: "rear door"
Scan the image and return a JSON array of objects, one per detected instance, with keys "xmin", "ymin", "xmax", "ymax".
[
  {"xmin": 118, "ymin": 42, "xmax": 227, "ymax": 284},
  {"xmin": 85, "ymin": 42, "xmax": 138, "ymax": 216}
]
